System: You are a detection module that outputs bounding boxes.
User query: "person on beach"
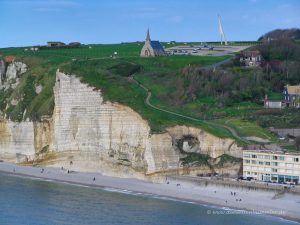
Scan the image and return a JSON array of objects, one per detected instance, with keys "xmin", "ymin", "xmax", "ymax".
[
  {"xmin": 13, "ymin": 168, "xmax": 15, "ymax": 173},
  {"xmin": 41, "ymin": 168, "xmax": 44, "ymax": 173},
  {"xmin": 93, "ymin": 177, "xmax": 96, "ymax": 181}
]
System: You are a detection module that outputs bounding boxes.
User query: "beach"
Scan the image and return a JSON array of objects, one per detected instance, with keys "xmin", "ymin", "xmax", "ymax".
[{"xmin": 0, "ymin": 162, "xmax": 299, "ymax": 223}]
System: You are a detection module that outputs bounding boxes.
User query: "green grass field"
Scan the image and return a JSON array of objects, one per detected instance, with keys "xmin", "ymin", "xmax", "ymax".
[{"xmin": 215, "ymin": 118, "xmax": 278, "ymax": 142}]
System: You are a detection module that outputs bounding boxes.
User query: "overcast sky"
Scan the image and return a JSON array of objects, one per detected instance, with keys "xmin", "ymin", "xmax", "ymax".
[{"xmin": 0, "ymin": 0, "xmax": 300, "ymax": 47}]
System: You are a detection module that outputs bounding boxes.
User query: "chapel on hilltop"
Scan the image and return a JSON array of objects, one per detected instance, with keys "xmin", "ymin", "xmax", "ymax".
[{"xmin": 140, "ymin": 29, "xmax": 166, "ymax": 57}]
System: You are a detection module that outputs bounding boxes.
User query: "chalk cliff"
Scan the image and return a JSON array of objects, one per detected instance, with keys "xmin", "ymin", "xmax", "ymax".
[
  {"xmin": 0, "ymin": 70, "xmax": 243, "ymax": 179},
  {"xmin": 0, "ymin": 61, "xmax": 27, "ymax": 90}
]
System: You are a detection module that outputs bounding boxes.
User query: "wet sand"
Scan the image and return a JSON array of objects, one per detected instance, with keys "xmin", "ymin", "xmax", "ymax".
[{"xmin": 0, "ymin": 162, "xmax": 299, "ymax": 223}]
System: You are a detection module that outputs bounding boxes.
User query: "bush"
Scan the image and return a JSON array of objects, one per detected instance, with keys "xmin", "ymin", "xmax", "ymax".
[{"xmin": 108, "ymin": 62, "xmax": 141, "ymax": 77}]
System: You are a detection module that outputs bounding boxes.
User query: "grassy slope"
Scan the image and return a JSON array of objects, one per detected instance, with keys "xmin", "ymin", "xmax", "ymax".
[
  {"xmin": 61, "ymin": 57, "xmax": 232, "ymax": 137},
  {"xmin": 0, "ymin": 43, "xmax": 276, "ymax": 142}
]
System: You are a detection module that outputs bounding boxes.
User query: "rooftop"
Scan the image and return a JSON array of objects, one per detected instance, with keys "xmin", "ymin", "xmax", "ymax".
[
  {"xmin": 4, "ymin": 55, "xmax": 16, "ymax": 63},
  {"xmin": 286, "ymin": 85, "xmax": 300, "ymax": 95},
  {"xmin": 244, "ymin": 149, "xmax": 300, "ymax": 156},
  {"xmin": 150, "ymin": 41, "xmax": 164, "ymax": 51},
  {"xmin": 241, "ymin": 50, "xmax": 261, "ymax": 57}
]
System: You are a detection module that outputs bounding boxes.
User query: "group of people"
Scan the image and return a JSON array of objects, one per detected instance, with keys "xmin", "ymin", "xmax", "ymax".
[{"xmin": 230, "ymin": 191, "xmax": 242, "ymax": 202}]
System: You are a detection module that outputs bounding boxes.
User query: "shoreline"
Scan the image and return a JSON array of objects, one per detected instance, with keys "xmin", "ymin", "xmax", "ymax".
[{"xmin": 1, "ymin": 162, "xmax": 300, "ymax": 224}]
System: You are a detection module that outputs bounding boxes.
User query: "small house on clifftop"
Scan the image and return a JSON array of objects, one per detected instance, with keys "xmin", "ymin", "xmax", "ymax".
[{"xmin": 240, "ymin": 50, "xmax": 262, "ymax": 67}]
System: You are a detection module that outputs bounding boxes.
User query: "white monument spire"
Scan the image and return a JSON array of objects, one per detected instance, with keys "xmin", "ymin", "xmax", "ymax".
[{"xmin": 218, "ymin": 14, "xmax": 227, "ymax": 45}]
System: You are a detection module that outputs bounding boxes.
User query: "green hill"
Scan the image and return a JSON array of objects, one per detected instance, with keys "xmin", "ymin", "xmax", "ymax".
[{"xmin": 0, "ymin": 40, "xmax": 299, "ymax": 147}]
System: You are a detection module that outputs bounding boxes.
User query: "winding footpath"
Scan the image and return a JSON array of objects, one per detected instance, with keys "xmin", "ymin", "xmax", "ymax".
[
  {"xmin": 129, "ymin": 74, "xmax": 251, "ymax": 145},
  {"xmin": 71, "ymin": 54, "xmax": 251, "ymax": 144}
]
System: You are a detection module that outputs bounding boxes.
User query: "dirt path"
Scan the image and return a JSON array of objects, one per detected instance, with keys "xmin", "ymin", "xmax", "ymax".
[
  {"xmin": 130, "ymin": 75, "xmax": 251, "ymax": 144},
  {"xmin": 67, "ymin": 55, "xmax": 251, "ymax": 144}
]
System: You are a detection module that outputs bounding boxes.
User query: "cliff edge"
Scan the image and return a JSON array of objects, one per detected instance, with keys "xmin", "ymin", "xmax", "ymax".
[{"xmin": 0, "ymin": 70, "xmax": 242, "ymax": 180}]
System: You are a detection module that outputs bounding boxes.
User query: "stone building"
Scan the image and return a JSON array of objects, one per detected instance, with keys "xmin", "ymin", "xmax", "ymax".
[
  {"xmin": 140, "ymin": 29, "xmax": 166, "ymax": 57},
  {"xmin": 284, "ymin": 85, "xmax": 300, "ymax": 108},
  {"xmin": 47, "ymin": 41, "xmax": 66, "ymax": 47},
  {"xmin": 240, "ymin": 50, "xmax": 262, "ymax": 67}
]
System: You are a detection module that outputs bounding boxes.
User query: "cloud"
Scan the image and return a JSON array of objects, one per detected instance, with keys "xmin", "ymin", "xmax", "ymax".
[
  {"xmin": 278, "ymin": 3, "xmax": 292, "ymax": 9},
  {"xmin": 128, "ymin": 7, "xmax": 163, "ymax": 19},
  {"xmin": 33, "ymin": 7, "xmax": 62, "ymax": 12},
  {"xmin": 7, "ymin": 0, "xmax": 81, "ymax": 11},
  {"xmin": 166, "ymin": 15, "xmax": 183, "ymax": 23},
  {"xmin": 139, "ymin": 7, "xmax": 157, "ymax": 12}
]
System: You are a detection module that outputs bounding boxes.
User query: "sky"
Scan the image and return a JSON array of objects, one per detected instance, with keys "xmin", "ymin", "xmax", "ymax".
[{"xmin": 0, "ymin": 0, "xmax": 300, "ymax": 47}]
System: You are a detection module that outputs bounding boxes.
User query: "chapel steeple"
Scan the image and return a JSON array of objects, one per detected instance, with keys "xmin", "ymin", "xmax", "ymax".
[{"xmin": 146, "ymin": 28, "xmax": 151, "ymax": 42}]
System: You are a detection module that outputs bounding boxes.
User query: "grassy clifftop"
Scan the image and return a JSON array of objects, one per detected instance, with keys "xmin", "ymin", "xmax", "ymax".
[
  {"xmin": 0, "ymin": 44, "xmax": 233, "ymax": 138},
  {"xmin": 1, "ymin": 41, "xmax": 297, "ymax": 145}
]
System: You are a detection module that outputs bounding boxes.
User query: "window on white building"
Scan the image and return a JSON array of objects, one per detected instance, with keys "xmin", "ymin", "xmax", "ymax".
[{"xmin": 286, "ymin": 157, "xmax": 293, "ymax": 162}]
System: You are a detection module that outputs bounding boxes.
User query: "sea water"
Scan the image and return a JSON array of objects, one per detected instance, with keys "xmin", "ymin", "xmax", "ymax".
[{"xmin": 0, "ymin": 173, "xmax": 298, "ymax": 225}]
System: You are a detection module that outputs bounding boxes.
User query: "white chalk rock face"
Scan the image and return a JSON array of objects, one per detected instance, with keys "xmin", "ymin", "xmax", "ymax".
[
  {"xmin": 5, "ymin": 62, "xmax": 27, "ymax": 81},
  {"xmin": 51, "ymin": 71, "xmax": 152, "ymax": 175},
  {"xmin": 35, "ymin": 84, "xmax": 43, "ymax": 94},
  {"xmin": 0, "ymin": 120, "xmax": 36, "ymax": 162},
  {"xmin": 0, "ymin": 70, "xmax": 243, "ymax": 178}
]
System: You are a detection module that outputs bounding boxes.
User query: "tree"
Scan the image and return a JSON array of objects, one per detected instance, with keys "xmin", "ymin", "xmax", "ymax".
[{"xmin": 296, "ymin": 136, "xmax": 300, "ymax": 151}]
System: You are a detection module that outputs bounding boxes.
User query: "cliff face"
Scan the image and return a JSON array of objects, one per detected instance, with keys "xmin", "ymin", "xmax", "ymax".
[
  {"xmin": 0, "ymin": 120, "xmax": 35, "ymax": 162},
  {"xmin": 0, "ymin": 61, "xmax": 27, "ymax": 90},
  {"xmin": 0, "ymin": 70, "xmax": 242, "ymax": 179}
]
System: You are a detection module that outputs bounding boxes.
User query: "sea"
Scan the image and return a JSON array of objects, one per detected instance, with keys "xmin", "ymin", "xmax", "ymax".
[{"xmin": 0, "ymin": 173, "xmax": 298, "ymax": 225}]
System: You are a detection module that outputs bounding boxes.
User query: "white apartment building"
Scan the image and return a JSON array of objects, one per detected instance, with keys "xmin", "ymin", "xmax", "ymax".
[{"xmin": 243, "ymin": 150, "xmax": 300, "ymax": 184}]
